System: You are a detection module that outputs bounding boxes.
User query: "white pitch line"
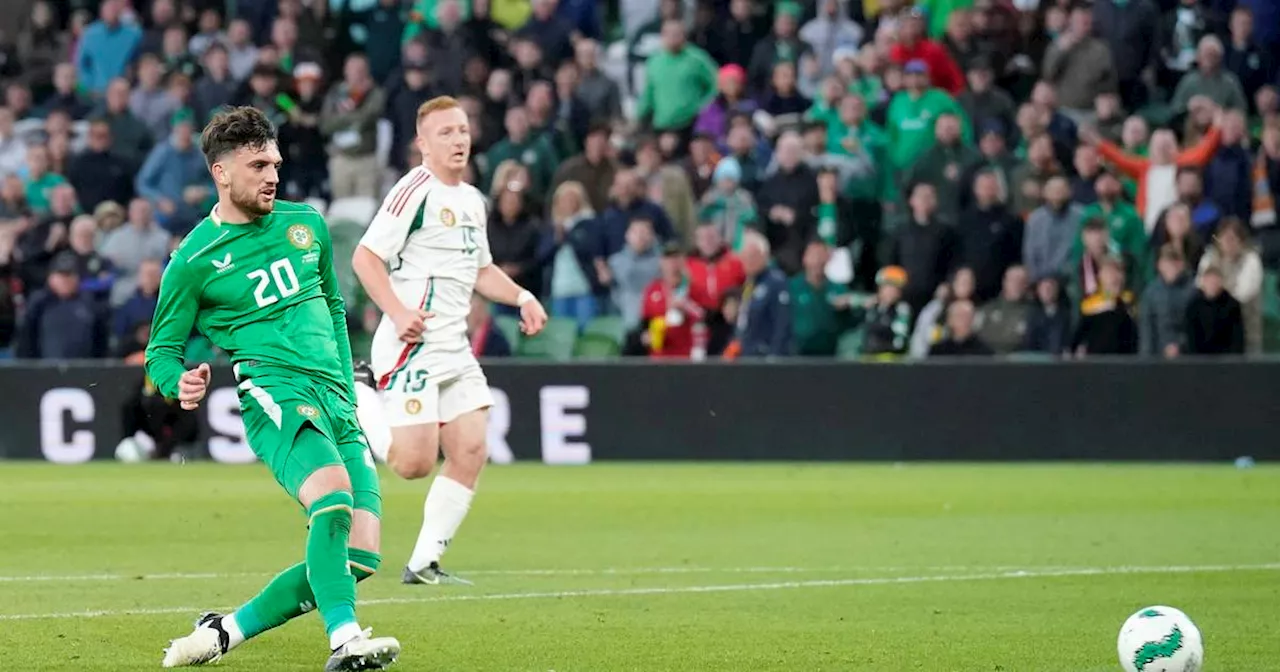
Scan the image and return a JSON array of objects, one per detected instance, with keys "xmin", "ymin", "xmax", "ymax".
[
  {"xmin": 0, "ymin": 565, "xmax": 1051, "ymax": 583},
  {"xmin": 1, "ymin": 562, "xmax": 1276, "ymax": 622}
]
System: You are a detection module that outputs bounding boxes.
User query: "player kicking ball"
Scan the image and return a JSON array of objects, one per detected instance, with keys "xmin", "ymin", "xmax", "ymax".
[
  {"xmin": 352, "ymin": 96, "xmax": 547, "ymax": 585},
  {"xmin": 148, "ymin": 107, "xmax": 399, "ymax": 670}
]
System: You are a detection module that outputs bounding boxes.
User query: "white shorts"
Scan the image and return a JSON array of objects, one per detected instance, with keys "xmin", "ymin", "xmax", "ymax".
[{"xmin": 372, "ymin": 345, "xmax": 493, "ymax": 427}]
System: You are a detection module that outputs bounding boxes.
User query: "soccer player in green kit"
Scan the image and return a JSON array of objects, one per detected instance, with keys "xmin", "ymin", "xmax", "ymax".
[{"xmin": 149, "ymin": 107, "xmax": 400, "ymax": 671}]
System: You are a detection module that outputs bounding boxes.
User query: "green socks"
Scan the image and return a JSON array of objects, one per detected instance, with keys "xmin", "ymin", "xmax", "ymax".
[
  {"xmin": 231, "ymin": 493, "xmax": 383, "ymax": 645},
  {"xmin": 304, "ymin": 491, "xmax": 358, "ymax": 639},
  {"xmin": 230, "ymin": 548, "xmax": 382, "ymax": 642}
]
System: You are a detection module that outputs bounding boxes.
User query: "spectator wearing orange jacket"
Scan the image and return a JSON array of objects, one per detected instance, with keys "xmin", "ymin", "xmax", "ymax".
[{"xmin": 1085, "ymin": 105, "xmax": 1223, "ymax": 234}]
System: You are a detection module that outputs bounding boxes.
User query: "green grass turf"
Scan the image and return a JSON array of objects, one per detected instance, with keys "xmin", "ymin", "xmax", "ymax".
[{"xmin": 0, "ymin": 462, "xmax": 1278, "ymax": 671}]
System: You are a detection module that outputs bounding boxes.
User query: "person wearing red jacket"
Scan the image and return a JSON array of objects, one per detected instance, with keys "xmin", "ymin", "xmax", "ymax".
[
  {"xmin": 889, "ymin": 8, "xmax": 965, "ymax": 94},
  {"xmin": 686, "ymin": 222, "xmax": 747, "ymax": 311},
  {"xmin": 641, "ymin": 243, "xmax": 704, "ymax": 358}
]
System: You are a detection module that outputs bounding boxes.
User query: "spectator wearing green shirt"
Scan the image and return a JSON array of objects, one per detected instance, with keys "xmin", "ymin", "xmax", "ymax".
[
  {"xmin": 886, "ymin": 59, "xmax": 971, "ymax": 176},
  {"xmin": 826, "ymin": 94, "xmax": 893, "ymax": 203},
  {"xmin": 404, "ymin": 0, "xmax": 472, "ymax": 42},
  {"xmin": 902, "ymin": 112, "xmax": 982, "ymax": 225},
  {"xmin": 790, "ymin": 240, "xmax": 854, "ymax": 356},
  {"xmin": 815, "ymin": 165, "xmax": 879, "ymax": 290},
  {"xmin": 637, "ymin": 19, "xmax": 718, "ymax": 136},
  {"xmin": 483, "ymin": 105, "xmax": 559, "ymax": 195},
  {"xmin": 23, "ymin": 145, "xmax": 68, "ymax": 215},
  {"xmin": 805, "ymin": 76, "xmax": 846, "ymax": 129},
  {"xmin": 919, "ymin": 0, "xmax": 974, "ymax": 39},
  {"xmin": 1075, "ymin": 171, "xmax": 1149, "ymax": 287}
]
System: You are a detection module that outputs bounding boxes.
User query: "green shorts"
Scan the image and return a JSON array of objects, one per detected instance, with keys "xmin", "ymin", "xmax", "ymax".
[{"xmin": 237, "ymin": 373, "xmax": 381, "ymax": 518}]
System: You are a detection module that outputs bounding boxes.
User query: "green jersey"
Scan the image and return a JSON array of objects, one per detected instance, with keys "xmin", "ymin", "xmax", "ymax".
[{"xmin": 145, "ymin": 200, "xmax": 355, "ymax": 403}]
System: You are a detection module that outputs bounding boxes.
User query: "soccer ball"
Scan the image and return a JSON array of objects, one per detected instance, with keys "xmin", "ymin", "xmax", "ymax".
[
  {"xmin": 1117, "ymin": 606, "xmax": 1203, "ymax": 672},
  {"xmin": 114, "ymin": 436, "xmax": 154, "ymax": 463}
]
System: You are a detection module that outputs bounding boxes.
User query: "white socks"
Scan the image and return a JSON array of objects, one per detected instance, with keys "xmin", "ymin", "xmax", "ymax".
[
  {"xmin": 408, "ymin": 476, "xmax": 474, "ymax": 571},
  {"xmin": 221, "ymin": 613, "xmax": 246, "ymax": 650},
  {"xmin": 329, "ymin": 621, "xmax": 365, "ymax": 651}
]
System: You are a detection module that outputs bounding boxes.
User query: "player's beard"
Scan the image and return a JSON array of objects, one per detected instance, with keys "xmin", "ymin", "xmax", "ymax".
[{"xmin": 232, "ymin": 182, "xmax": 274, "ymax": 217}]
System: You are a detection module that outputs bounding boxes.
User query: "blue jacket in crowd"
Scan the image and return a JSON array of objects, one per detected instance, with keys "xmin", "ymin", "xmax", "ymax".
[
  {"xmin": 17, "ymin": 291, "xmax": 108, "ymax": 359},
  {"xmin": 76, "ymin": 20, "xmax": 142, "ymax": 94},
  {"xmin": 1204, "ymin": 144, "xmax": 1253, "ymax": 223},
  {"xmin": 736, "ymin": 267, "xmax": 792, "ymax": 357},
  {"xmin": 594, "ymin": 200, "xmax": 674, "ymax": 259}
]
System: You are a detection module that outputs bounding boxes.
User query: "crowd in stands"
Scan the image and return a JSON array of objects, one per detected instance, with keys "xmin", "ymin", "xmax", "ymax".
[{"xmin": 1, "ymin": 0, "xmax": 1279, "ymax": 362}]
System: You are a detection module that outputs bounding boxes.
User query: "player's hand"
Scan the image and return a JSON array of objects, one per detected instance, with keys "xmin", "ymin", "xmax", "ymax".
[
  {"xmin": 392, "ymin": 308, "xmax": 432, "ymax": 343},
  {"xmin": 178, "ymin": 363, "xmax": 211, "ymax": 411},
  {"xmin": 519, "ymin": 298, "xmax": 548, "ymax": 336}
]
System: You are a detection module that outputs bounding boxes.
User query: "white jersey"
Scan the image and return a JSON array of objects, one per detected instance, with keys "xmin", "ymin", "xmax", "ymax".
[{"xmin": 360, "ymin": 166, "xmax": 491, "ymax": 353}]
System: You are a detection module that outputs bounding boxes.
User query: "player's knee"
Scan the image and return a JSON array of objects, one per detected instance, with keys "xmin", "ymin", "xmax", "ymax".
[
  {"xmin": 450, "ymin": 435, "xmax": 487, "ymax": 469},
  {"xmin": 298, "ymin": 465, "xmax": 354, "ymax": 509},
  {"xmin": 387, "ymin": 443, "xmax": 436, "ymax": 480}
]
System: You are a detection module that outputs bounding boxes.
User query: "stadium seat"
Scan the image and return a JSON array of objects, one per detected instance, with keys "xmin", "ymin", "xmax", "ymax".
[
  {"xmin": 327, "ymin": 196, "xmax": 378, "ymax": 228},
  {"xmin": 574, "ymin": 333, "xmax": 622, "ymax": 359},
  {"xmin": 835, "ymin": 328, "xmax": 864, "ymax": 360},
  {"xmin": 517, "ymin": 317, "xmax": 578, "ymax": 360},
  {"xmin": 1264, "ymin": 315, "xmax": 1280, "ymax": 354},
  {"xmin": 1263, "ymin": 271, "xmax": 1280, "ymax": 319},
  {"xmin": 1005, "ymin": 351, "xmax": 1056, "ymax": 363},
  {"xmin": 581, "ymin": 315, "xmax": 627, "ymax": 345},
  {"xmin": 493, "ymin": 314, "xmax": 522, "ymax": 351}
]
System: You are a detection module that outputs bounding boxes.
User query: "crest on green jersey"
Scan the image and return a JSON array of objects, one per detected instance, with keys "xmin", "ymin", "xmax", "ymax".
[
  {"xmin": 297, "ymin": 404, "xmax": 320, "ymax": 419},
  {"xmin": 287, "ymin": 224, "xmax": 314, "ymax": 249}
]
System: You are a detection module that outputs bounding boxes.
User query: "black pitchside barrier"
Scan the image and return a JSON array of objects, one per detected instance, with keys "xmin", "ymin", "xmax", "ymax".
[{"xmin": 0, "ymin": 360, "xmax": 1275, "ymax": 462}]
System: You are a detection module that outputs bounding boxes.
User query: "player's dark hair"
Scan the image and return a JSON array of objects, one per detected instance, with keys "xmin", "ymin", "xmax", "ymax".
[{"xmin": 200, "ymin": 106, "xmax": 277, "ymax": 167}]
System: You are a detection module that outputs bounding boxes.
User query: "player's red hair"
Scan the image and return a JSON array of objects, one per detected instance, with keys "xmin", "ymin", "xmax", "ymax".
[{"xmin": 417, "ymin": 96, "xmax": 461, "ymax": 124}]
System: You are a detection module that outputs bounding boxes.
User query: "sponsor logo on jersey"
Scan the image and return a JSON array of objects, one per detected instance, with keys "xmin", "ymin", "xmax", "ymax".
[
  {"xmin": 297, "ymin": 404, "xmax": 320, "ymax": 419},
  {"xmin": 405, "ymin": 398, "xmax": 423, "ymax": 415},
  {"xmin": 440, "ymin": 208, "xmax": 457, "ymax": 227},
  {"xmin": 287, "ymin": 224, "xmax": 314, "ymax": 249},
  {"xmin": 211, "ymin": 253, "xmax": 234, "ymax": 273}
]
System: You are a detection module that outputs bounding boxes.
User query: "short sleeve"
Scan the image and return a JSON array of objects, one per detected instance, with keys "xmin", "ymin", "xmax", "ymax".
[{"xmin": 359, "ymin": 170, "xmax": 432, "ymax": 261}]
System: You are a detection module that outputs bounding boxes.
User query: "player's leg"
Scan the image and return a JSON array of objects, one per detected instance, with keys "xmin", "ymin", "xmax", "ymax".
[
  {"xmin": 354, "ymin": 362, "xmax": 393, "ymax": 463},
  {"xmin": 181, "ymin": 487, "xmax": 383, "ymax": 664},
  {"xmin": 337, "ymin": 387, "xmax": 386, "ymax": 587},
  {"xmin": 404, "ymin": 367, "xmax": 492, "ymax": 584},
  {"xmin": 292, "ymin": 446, "xmax": 398, "ymax": 671},
  {"xmin": 379, "ymin": 368, "xmax": 443, "ymax": 479},
  {"xmin": 164, "ymin": 381, "xmax": 393, "ymax": 669}
]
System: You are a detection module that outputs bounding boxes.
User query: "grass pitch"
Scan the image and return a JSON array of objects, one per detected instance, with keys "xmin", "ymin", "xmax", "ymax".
[{"xmin": 0, "ymin": 462, "xmax": 1277, "ymax": 671}]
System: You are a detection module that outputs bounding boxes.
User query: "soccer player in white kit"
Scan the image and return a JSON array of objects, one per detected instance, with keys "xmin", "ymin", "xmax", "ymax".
[{"xmin": 352, "ymin": 96, "xmax": 547, "ymax": 584}]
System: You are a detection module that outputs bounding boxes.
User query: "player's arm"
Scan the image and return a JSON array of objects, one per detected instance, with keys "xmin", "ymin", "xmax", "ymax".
[
  {"xmin": 475, "ymin": 264, "xmax": 534, "ymax": 308},
  {"xmin": 474, "ymin": 230, "xmax": 547, "ymax": 335},
  {"xmin": 144, "ymin": 255, "xmax": 205, "ymax": 402},
  {"xmin": 352, "ymin": 176, "xmax": 430, "ymax": 342},
  {"xmin": 317, "ymin": 220, "xmax": 356, "ymax": 400}
]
